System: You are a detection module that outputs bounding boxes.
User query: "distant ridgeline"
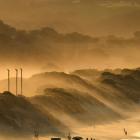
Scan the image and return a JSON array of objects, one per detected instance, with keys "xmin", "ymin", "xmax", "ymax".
[{"xmin": 0, "ymin": 68, "xmax": 140, "ymax": 137}]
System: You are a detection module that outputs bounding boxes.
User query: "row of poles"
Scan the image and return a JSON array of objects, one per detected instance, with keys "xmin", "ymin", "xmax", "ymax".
[{"xmin": 7, "ymin": 68, "xmax": 23, "ymax": 96}]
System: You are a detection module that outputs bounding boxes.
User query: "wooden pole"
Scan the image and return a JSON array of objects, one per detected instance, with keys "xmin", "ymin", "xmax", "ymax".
[
  {"xmin": 15, "ymin": 69, "xmax": 18, "ymax": 96},
  {"xmin": 7, "ymin": 69, "xmax": 10, "ymax": 92},
  {"xmin": 20, "ymin": 68, "xmax": 23, "ymax": 96}
]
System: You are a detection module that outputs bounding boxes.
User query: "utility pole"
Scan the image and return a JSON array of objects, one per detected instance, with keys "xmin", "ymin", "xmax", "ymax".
[
  {"xmin": 7, "ymin": 69, "xmax": 10, "ymax": 92},
  {"xmin": 92, "ymin": 121, "xmax": 95, "ymax": 140},
  {"xmin": 68, "ymin": 132, "xmax": 71, "ymax": 140},
  {"xmin": 34, "ymin": 127, "xmax": 39, "ymax": 140},
  {"xmin": 20, "ymin": 68, "xmax": 23, "ymax": 96},
  {"xmin": 15, "ymin": 69, "xmax": 18, "ymax": 96}
]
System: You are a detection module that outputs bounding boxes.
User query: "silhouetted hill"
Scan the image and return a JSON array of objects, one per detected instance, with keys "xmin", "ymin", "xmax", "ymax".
[
  {"xmin": 101, "ymin": 68, "xmax": 140, "ymax": 103},
  {"xmin": 0, "ymin": 68, "xmax": 140, "ymax": 137},
  {"xmin": 0, "ymin": 91, "xmax": 68, "ymax": 137},
  {"xmin": 71, "ymin": 69, "xmax": 101, "ymax": 81},
  {"xmin": 31, "ymin": 88, "xmax": 122, "ymax": 125}
]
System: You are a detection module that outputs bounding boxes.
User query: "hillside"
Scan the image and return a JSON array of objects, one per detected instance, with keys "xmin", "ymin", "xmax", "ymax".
[
  {"xmin": 31, "ymin": 88, "xmax": 122, "ymax": 125},
  {"xmin": 0, "ymin": 91, "xmax": 68, "ymax": 137},
  {"xmin": 100, "ymin": 68, "xmax": 140, "ymax": 103},
  {"xmin": 0, "ymin": 68, "xmax": 140, "ymax": 138}
]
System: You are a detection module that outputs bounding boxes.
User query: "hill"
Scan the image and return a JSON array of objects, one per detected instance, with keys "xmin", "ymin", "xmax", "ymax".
[
  {"xmin": 31, "ymin": 88, "xmax": 122, "ymax": 125},
  {"xmin": 0, "ymin": 91, "xmax": 68, "ymax": 137},
  {"xmin": 0, "ymin": 68, "xmax": 140, "ymax": 138}
]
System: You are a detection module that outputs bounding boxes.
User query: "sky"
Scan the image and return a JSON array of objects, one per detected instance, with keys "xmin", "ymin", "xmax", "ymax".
[
  {"xmin": 0, "ymin": 0, "xmax": 140, "ymax": 79},
  {"xmin": 0, "ymin": 0, "xmax": 140, "ymax": 36}
]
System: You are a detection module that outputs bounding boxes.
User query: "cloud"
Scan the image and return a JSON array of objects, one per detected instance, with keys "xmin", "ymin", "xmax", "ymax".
[
  {"xmin": 0, "ymin": 20, "xmax": 100, "ymax": 72},
  {"xmin": 42, "ymin": 62, "xmax": 62, "ymax": 71},
  {"xmin": 72, "ymin": 0, "xmax": 81, "ymax": 4},
  {"xmin": 1, "ymin": 0, "xmax": 140, "ymax": 37},
  {"xmin": 0, "ymin": 20, "xmax": 140, "ymax": 79},
  {"xmin": 97, "ymin": 0, "xmax": 140, "ymax": 7}
]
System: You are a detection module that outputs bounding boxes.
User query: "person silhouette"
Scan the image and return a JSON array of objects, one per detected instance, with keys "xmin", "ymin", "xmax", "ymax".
[{"xmin": 124, "ymin": 128, "xmax": 127, "ymax": 136}]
